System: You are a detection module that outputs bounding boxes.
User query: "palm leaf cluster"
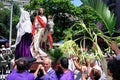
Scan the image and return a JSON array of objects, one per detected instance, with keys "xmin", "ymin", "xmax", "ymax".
[
  {"xmin": 47, "ymin": 48, "xmax": 65, "ymax": 63},
  {"xmin": 59, "ymin": 0, "xmax": 117, "ymax": 61},
  {"xmin": 81, "ymin": 0, "xmax": 116, "ymax": 36}
]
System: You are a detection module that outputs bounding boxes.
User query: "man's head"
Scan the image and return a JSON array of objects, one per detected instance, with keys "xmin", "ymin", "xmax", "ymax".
[
  {"xmin": 107, "ymin": 59, "xmax": 120, "ymax": 80},
  {"xmin": 90, "ymin": 68, "xmax": 101, "ymax": 80},
  {"xmin": 15, "ymin": 57, "xmax": 28, "ymax": 72},
  {"xmin": 90, "ymin": 59, "xmax": 96, "ymax": 67},
  {"xmin": 60, "ymin": 57, "xmax": 69, "ymax": 69},
  {"xmin": 43, "ymin": 57, "xmax": 52, "ymax": 71}
]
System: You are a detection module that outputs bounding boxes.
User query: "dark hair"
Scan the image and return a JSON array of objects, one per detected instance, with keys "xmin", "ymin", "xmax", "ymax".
[
  {"xmin": 107, "ymin": 59, "xmax": 120, "ymax": 80},
  {"xmin": 91, "ymin": 69, "xmax": 101, "ymax": 80},
  {"xmin": 16, "ymin": 57, "xmax": 28, "ymax": 71},
  {"xmin": 38, "ymin": 8, "xmax": 45, "ymax": 15},
  {"xmin": 60, "ymin": 57, "xmax": 68, "ymax": 69}
]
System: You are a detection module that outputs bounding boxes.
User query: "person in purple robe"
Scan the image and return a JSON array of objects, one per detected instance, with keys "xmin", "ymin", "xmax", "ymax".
[
  {"xmin": 59, "ymin": 57, "xmax": 74, "ymax": 80},
  {"xmin": 35, "ymin": 57, "xmax": 58, "ymax": 80},
  {"xmin": 15, "ymin": 8, "xmax": 32, "ymax": 59},
  {"xmin": 6, "ymin": 57, "xmax": 40, "ymax": 80}
]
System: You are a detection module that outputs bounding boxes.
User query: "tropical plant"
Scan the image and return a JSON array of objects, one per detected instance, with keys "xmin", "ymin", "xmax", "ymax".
[
  {"xmin": 0, "ymin": 2, "xmax": 3, "ymax": 8},
  {"xmin": 60, "ymin": 19, "xmax": 110, "ymax": 62},
  {"xmin": 12, "ymin": 2, "xmax": 20, "ymax": 38},
  {"xmin": 59, "ymin": 0, "xmax": 117, "ymax": 62},
  {"xmin": 24, "ymin": 0, "xmax": 77, "ymax": 42},
  {"xmin": 23, "ymin": 0, "xmax": 118, "ymax": 62},
  {"xmin": 0, "ymin": 2, "xmax": 20, "ymax": 39},
  {"xmin": 47, "ymin": 48, "xmax": 66, "ymax": 63},
  {"xmin": 0, "ymin": 7, "xmax": 10, "ymax": 37},
  {"xmin": 81, "ymin": 0, "xmax": 116, "ymax": 37}
]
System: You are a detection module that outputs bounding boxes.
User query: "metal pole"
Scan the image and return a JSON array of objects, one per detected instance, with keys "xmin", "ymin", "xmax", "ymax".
[{"xmin": 9, "ymin": 0, "xmax": 13, "ymax": 49}]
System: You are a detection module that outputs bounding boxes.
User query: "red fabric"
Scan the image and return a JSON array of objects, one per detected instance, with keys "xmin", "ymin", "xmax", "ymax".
[
  {"xmin": 32, "ymin": 17, "xmax": 37, "ymax": 35},
  {"xmin": 37, "ymin": 16, "xmax": 46, "ymax": 28},
  {"xmin": 48, "ymin": 33, "xmax": 53, "ymax": 47},
  {"xmin": 32, "ymin": 16, "xmax": 53, "ymax": 48},
  {"xmin": 32, "ymin": 16, "xmax": 46, "ymax": 35}
]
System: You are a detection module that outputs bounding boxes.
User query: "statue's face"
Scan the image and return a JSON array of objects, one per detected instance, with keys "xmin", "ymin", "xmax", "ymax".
[{"xmin": 39, "ymin": 8, "xmax": 44, "ymax": 15}]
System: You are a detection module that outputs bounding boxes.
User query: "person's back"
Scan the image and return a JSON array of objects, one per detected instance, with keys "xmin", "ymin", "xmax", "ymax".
[
  {"xmin": 6, "ymin": 57, "xmax": 35, "ymax": 80},
  {"xmin": 59, "ymin": 57, "xmax": 74, "ymax": 80},
  {"xmin": 7, "ymin": 69, "xmax": 34, "ymax": 80},
  {"xmin": 59, "ymin": 69, "xmax": 74, "ymax": 80}
]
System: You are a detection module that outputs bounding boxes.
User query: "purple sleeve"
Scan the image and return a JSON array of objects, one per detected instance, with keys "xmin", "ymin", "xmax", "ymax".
[{"xmin": 40, "ymin": 69, "xmax": 58, "ymax": 80}]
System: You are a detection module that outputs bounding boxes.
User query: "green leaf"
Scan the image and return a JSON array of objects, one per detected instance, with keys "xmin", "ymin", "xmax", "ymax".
[
  {"xmin": 47, "ymin": 48, "xmax": 64, "ymax": 63},
  {"xmin": 81, "ymin": 0, "xmax": 116, "ymax": 36}
]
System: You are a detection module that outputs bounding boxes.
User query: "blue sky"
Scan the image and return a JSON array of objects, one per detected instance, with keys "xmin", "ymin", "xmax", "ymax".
[{"xmin": 71, "ymin": 0, "xmax": 82, "ymax": 6}]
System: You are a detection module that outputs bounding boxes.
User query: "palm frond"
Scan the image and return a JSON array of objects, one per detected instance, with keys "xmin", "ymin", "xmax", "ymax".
[
  {"xmin": 47, "ymin": 48, "xmax": 64, "ymax": 63},
  {"xmin": 81, "ymin": 0, "xmax": 116, "ymax": 36}
]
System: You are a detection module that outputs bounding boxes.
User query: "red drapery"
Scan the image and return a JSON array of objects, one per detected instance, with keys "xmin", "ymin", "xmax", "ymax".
[
  {"xmin": 32, "ymin": 16, "xmax": 53, "ymax": 47},
  {"xmin": 32, "ymin": 16, "xmax": 46, "ymax": 35}
]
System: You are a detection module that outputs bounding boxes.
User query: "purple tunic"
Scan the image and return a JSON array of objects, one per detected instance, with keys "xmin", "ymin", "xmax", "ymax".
[
  {"xmin": 38, "ymin": 68, "xmax": 58, "ymax": 80},
  {"xmin": 6, "ymin": 69, "xmax": 34, "ymax": 80},
  {"xmin": 59, "ymin": 69, "xmax": 74, "ymax": 80},
  {"xmin": 15, "ymin": 33, "xmax": 32, "ymax": 59}
]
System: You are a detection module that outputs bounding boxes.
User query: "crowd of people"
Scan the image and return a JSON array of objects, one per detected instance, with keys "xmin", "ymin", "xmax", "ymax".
[
  {"xmin": 6, "ymin": 41, "xmax": 120, "ymax": 80},
  {"xmin": 4, "ymin": 6, "xmax": 120, "ymax": 80},
  {"xmin": 3, "ymin": 44, "xmax": 120, "ymax": 79},
  {"xmin": 6, "ymin": 56, "xmax": 74, "ymax": 80}
]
